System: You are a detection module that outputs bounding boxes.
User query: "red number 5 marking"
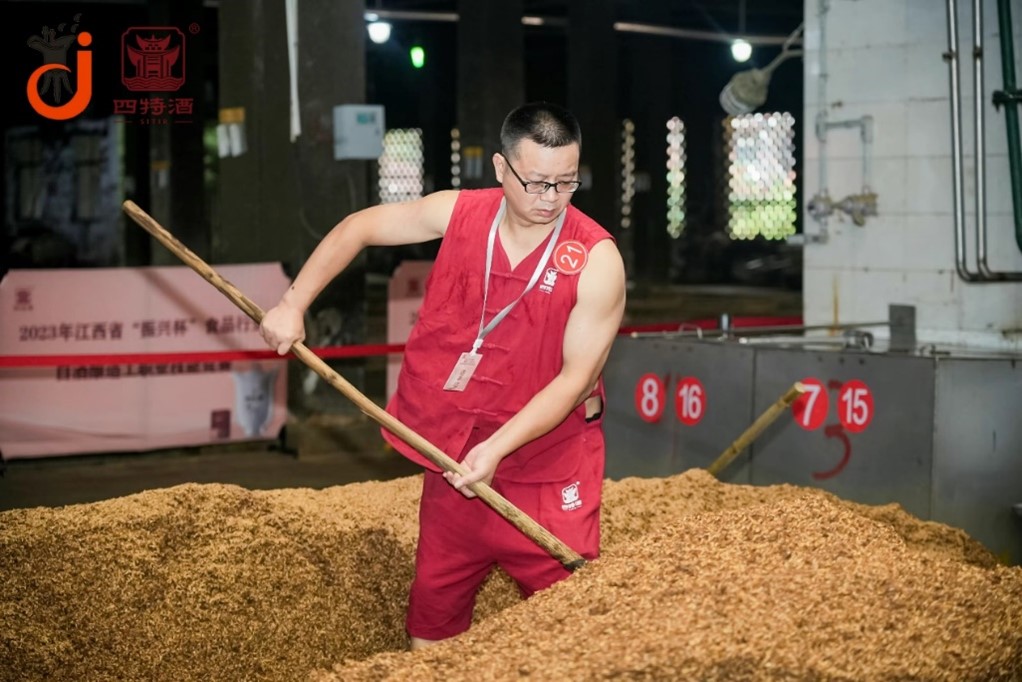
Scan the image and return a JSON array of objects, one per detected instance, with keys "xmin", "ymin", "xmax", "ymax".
[{"xmin": 812, "ymin": 423, "xmax": 851, "ymax": 480}]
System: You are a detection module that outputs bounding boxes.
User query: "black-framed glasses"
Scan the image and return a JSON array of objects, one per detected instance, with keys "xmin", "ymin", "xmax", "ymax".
[{"xmin": 499, "ymin": 154, "xmax": 581, "ymax": 194}]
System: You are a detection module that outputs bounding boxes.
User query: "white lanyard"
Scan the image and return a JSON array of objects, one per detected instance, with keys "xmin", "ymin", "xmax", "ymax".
[{"xmin": 473, "ymin": 198, "xmax": 567, "ymax": 352}]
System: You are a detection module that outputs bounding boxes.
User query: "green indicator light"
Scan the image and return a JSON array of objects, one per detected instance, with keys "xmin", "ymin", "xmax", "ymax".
[{"xmin": 410, "ymin": 46, "xmax": 425, "ymax": 68}]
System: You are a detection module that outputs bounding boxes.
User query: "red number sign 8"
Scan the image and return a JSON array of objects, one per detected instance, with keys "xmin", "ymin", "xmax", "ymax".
[{"xmin": 634, "ymin": 373, "xmax": 666, "ymax": 423}]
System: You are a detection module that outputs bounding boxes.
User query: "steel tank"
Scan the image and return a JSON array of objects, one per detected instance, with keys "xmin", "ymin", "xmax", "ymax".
[{"xmin": 603, "ymin": 333, "xmax": 1022, "ymax": 564}]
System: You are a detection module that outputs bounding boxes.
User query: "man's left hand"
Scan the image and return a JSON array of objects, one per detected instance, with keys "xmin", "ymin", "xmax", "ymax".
[{"xmin": 443, "ymin": 442, "xmax": 502, "ymax": 498}]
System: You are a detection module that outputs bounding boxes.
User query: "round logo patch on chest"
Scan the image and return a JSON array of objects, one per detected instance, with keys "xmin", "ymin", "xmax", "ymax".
[{"xmin": 552, "ymin": 240, "xmax": 588, "ymax": 275}]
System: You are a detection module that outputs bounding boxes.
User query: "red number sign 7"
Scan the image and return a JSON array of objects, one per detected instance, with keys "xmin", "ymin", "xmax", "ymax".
[{"xmin": 791, "ymin": 377, "xmax": 828, "ymax": 430}]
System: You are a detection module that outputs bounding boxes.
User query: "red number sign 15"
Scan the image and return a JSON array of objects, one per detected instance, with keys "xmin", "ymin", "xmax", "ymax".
[{"xmin": 838, "ymin": 379, "xmax": 874, "ymax": 432}]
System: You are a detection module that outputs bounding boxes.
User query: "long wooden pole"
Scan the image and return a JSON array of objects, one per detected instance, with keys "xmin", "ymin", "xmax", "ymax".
[
  {"xmin": 122, "ymin": 200, "xmax": 586, "ymax": 571},
  {"xmin": 706, "ymin": 382, "xmax": 806, "ymax": 477}
]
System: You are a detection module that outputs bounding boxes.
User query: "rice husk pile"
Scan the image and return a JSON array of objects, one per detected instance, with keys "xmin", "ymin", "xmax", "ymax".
[
  {"xmin": 2, "ymin": 469, "xmax": 1020, "ymax": 682},
  {"xmin": 0, "ymin": 479, "xmax": 421, "ymax": 682}
]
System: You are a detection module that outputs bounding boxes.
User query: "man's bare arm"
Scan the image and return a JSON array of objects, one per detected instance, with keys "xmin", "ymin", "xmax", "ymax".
[
  {"xmin": 261, "ymin": 190, "xmax": 458, "ymax": 354},
  {"xmin": 282, "ymin": 190, "xmax": 457, "ymax": 313}
]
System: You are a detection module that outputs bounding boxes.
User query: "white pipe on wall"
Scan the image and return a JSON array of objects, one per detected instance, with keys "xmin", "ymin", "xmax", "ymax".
[{"xmin": 806, "ymin": 0, "xmax": 878, "ymax": 238}]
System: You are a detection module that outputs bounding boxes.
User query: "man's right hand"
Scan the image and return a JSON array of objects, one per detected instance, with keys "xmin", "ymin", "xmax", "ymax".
[{"xmin": 260, "ymin": 301, "xmax": 306, "ymax": 356}]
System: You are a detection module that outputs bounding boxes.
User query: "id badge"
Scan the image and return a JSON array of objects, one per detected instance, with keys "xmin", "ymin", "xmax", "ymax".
[{"xmin": 443, "ymin": 351, "xmax": 482, "ymax": 391}]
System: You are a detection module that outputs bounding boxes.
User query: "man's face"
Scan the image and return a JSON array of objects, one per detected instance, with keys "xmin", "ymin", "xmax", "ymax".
[{"xmin": 494, "ymin": 139, "xmax": 580, "ymax": 226}]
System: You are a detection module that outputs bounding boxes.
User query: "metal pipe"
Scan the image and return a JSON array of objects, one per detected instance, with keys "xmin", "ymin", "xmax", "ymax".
[
  {"xmin": 823, "ymin": 116, "xmax": 874, "ymax": 189},
  {"xmin": 946, "ymin": 0, "xmax": 983, "ymax": 281},
  {"xmin": 995, "ymin": 0, "xmax": 1022, "ymax": 254},
  {"xmin": 612, "ymin": 21, "xmax": 794, "ymax": 46},
  {"xmin": 862, "ymin": 115, "xmax": 873, "ymax": 190},
  {"xmin": 813, "ymin": 0, "xmax": 831, "ymax": 243},
  {"xmin": 973, "ymin": 0, "xmax": 1022, "ymax": 278},
  {"xmin": 731, "ymin": 336, "xmax": 870, "ymax": 348},
  {"xmin": 627, "ymin": 320, "xmax": 888, "ymax": 340},
  {"xmin": 365, "ymin": 9, "xmax": 459, "ymax": 23},
  {"xmin": 807, "ymin": 0, "xmax": 876, "ymax": 233},
  {"xmin": 947, "ymin": 0, "xmax": 1022, "ymax": 281},
  {"xmin": 974, "ymin": 0, "xmax": 990, "ymax": 275},
  {"xmin": 363, "ymin": 9, "xmax": 799, "ymax": 46}
]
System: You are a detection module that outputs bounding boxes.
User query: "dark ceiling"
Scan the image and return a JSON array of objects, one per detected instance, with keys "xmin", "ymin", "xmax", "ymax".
[{"xmin": 369, "ymin": 0, "xmax": 805, "ymax": 37}]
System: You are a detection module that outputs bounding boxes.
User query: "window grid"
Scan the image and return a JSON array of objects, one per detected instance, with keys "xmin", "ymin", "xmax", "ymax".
[
  {"xmin": 666, "ymin": 116, "xmax": 687, "ymax": 239},
  {"xmin": 724, "ymin": 112, "xmax": 797, "ymax": 240},
  {"xmin": 378, "ymin": 128, "xmax": 424, "ymax": 204},
  {"xmin": 620, "ymin": 119, "xmax": 636, "ymax": 230},
  {"xmin": 450, "ymin": 127, "xmax": 461, "ymax": 189}
]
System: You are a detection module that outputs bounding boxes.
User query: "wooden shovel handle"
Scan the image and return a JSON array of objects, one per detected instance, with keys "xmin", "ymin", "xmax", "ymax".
[
  {"xmin": 121, "ymin": 200, "xmax": 586, "ymax": 571},
  {"xmin": 706, "ymin": 382, "xmax": 806, "ymax": 477}
]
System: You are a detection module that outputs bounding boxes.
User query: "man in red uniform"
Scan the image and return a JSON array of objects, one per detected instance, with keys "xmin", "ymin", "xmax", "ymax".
[{"xmin": 260, "ymin": 102, "xmax": 626, "ymax": 649}]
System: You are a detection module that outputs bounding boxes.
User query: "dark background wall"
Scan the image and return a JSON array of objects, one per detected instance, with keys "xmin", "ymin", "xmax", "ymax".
[
  {"xmin": 361, "ymin": 4, "xmax": 804, "ymax": 285},
  {"xmin": 3, "ymin": 0, "xmax": 804, "ymax": 289}
]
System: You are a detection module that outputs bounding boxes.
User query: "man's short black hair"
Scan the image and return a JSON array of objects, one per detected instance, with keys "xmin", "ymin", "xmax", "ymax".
[{"xmin": 500, "ymin": 102, "xmax": 582, "ymax": 158}]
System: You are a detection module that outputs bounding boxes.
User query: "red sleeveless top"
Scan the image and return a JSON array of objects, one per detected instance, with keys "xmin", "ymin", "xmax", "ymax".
[{"xmin": 381, "ymin": 188, "xmax": 614, "ymax": 482}]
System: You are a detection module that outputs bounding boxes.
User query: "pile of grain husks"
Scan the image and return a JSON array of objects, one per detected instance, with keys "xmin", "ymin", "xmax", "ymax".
[{"xmin": 2, "ymin": 470, "xmax": 1020, "ymax": 682}]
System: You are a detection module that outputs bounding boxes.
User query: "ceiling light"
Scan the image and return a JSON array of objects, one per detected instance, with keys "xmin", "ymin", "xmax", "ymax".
[
  {"xmin": 367, "ymin": 20, "xmax": 391, "ymax": 44},
  {"xmin": 719, "ymin": 22, "xmax": 804, "ymax": 116},
  {"xmin": 730, "ymin": 39, "xmax": 752, "ymax": 63}
]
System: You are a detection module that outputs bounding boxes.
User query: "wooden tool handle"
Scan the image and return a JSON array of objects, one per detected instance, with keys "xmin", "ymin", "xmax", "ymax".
[
  {"xmin": 706, "ymin": 382, "xmax": 806, "ymax": 477},
  {"xmin": 122, "ymin": 200, "xmax": 586, "ymax": 571}
]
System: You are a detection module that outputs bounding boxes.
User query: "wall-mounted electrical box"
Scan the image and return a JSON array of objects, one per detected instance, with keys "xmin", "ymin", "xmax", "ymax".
[{"xmin": 332, "ymin": 104, "xmax": 385, "ymax": 160}]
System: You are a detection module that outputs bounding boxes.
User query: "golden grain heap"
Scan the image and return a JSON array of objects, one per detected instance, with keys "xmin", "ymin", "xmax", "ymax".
[{"xmin": 2, "ymin": 469, "xmax": 1020, "ymax": 682}]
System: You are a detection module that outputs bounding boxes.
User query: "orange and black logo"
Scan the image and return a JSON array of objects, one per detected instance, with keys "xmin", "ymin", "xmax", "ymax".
[{"xmin": 25, "ymin": 14, "xmax": 93, "ymax": 121}]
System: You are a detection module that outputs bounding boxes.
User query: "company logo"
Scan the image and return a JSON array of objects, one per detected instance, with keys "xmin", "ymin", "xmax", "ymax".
[
  {"xmin": 539, "ymin": 267, "xmax": 558, "ymax": 294},
  {"xmin": 121, "ymin": 27, "xmax": 185, "ymax": 92},
  {"xmin": 25, "ymin": 15, "xmax": 93, "ymax": 121},
  {"xmin": 560, "ymin": 481, "xmax": 582, "ymax": 512}
]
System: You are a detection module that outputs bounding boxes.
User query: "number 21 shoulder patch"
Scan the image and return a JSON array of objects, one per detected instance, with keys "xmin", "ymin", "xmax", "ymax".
[{"xmin": 552, "ymin": 240, "xmax": 588, "ymax": 275}]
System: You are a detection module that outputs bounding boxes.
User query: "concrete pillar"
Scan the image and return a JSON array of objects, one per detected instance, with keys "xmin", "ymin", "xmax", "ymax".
[
  {"xmin": 217, "ymin": 0, "xmax": 291, "ymax": 265},
  {"xmin": 456, "ymin": 0, "xmax": 524, "ymax": 189},
  {"xmin": 621, "ymin": 27, "xmax": 675, "ymax": 284},
  {"xmin": 217, "ymin": 0, "xmax": 372, "ymax": 402},
  {"xmin": 216, "ymin": 0, "xmax": 368, "ymax": 291},
  {"xmin": 567, "ymin": 0, "xmax": 619, "ymax": 237},
  {"xmin": 146, "ymin": 0, "xmax": 208, "ymax": 264}
]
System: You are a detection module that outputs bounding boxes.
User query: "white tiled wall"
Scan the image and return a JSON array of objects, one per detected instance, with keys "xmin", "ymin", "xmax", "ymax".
[{"xmin": 802, "ymin": 0, "xmax": 1022, "ymax": 351}]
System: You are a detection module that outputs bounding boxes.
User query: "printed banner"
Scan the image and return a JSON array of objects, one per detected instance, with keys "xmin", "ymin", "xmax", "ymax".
[
  {"xmin": 0, "ymin": 264, "xmax": 289, "ymax": 459},
  {"xmin": 387, "ymin": 260, "xmax": 432, "ymax": 401}
]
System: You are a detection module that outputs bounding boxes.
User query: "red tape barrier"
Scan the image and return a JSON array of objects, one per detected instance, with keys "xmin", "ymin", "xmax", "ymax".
[{"xmin": 0, "ymin": 317, "xmax": 802, "ymax": 368}]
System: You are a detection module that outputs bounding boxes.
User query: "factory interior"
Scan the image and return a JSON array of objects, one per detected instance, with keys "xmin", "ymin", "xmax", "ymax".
[{"xmin": 2, "ymin": 0, "xmax": 1021, "ymax": 680}]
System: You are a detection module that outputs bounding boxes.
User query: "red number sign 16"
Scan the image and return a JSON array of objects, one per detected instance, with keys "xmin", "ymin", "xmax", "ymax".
[{"xmin": 674, "ymin": 377, "xmax": 706, "ymax": 426}]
